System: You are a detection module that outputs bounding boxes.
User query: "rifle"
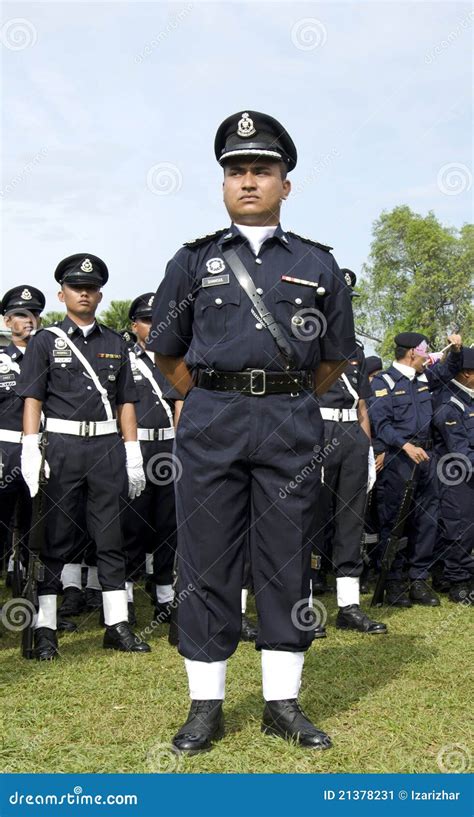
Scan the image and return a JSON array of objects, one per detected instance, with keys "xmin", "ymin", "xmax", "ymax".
[
  {"xmin": 11, "ymin": 501, "xmax": 24, "ymax": 599},
  {"xmin": 168, "ymin": 551, "xmax": 179, "ymax": 647},
  {"xmin": 370, "ymin": 463, "xmax": 418, "ymax": 607},
  {"xmin": 21, "ymin": 434, "xmax": 47, "ymax": 659}
]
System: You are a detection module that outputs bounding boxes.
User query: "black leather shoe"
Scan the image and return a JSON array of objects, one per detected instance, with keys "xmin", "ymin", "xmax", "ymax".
[
  {"xmin": 58, "ymin": 587, "xmax": 85, "ymax": 617},
  {"xmin": 448, "ymin": 582, "xmax": 472, "ymax": 604},
  {"xmin": 172, "ymin": 700, "xmax": 224, "ymax": 755},
  {"xmin": 128, "ymin": 602, "xmax": 136, "ymax": 626},
  {"xmin": 34, "ymin": 627, "xmax": 59, "ymax": 660},
  {"xmin": 313, "ymin": 623, "xmax": 327, "ymax": 638},
  {"xmin": 385, "ymin": 581, "xmax": 412, "ymax": 607},
  {"xmin": 57, "ymin": 615, "xmax": 78, "ymax": 633},
  {"xmin": 154, "ymin": 601, "xmax": 172, "ymax": 624},
  {"xmin": 410, "ymin": 579, "xmax": 440, "ymax": 606},
  {"xmin": 85, "ymin": 588, "xmax": 103, "ymax": 611},
  {"xmin": 103, "ymin": 621, "xmax": 151, "ymax": 652},
  {"xmin": 336, "ymin": 604, "xmax": 387, "ymax": 634},
  {"xmin": 262, "ymin": 699, "xmax": 332, "ymax": 749},
  {"xmin": 312, "ymin": 572, "xmax": 328, "ymax": 596},
  {"xmin": 431, "ymin": 565, "xmax": 450, "ymax": 594},
  {"xmin": 240, "ymin": 614, "xmax": 258, "ymax": 642}
]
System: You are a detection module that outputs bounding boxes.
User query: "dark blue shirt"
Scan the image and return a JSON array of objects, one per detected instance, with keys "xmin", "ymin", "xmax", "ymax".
[
  {"xmin": 0, "ymin": 343, "xmax": 25, "ymax": 431},
  {"xmin": 129, "ymin": 343, "xmax": 176, "ymax": 429},
  {"xmin": 18, "ymin": 316, "xmax": 137, "ymax": 421},
  {"xmin": 433, "ymin": 383, "xmax": 474, "ymax": 473},
  {"xmin": 146, "ymin": 224, "xmax": 355, "ymax": 372},
  {"xmin": 319, "ymin": 347, "xmax": 371, "ymax": 409}
]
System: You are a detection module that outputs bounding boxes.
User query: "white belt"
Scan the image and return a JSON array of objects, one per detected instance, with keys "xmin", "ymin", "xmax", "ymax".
[
  {"xmin": 45, "ymin": 418, "xmax": 118, "ymax": 437},
  {"xmin": 320, "ymin": 408, "xmax": 358, "ymax": 422},
  {"xmin": 0, "ymin": 429, "xmax": 22, "ymax": 443},
  {"xmin": 137, "ymin": 427, "xmax": 175, "ymax": 441}
]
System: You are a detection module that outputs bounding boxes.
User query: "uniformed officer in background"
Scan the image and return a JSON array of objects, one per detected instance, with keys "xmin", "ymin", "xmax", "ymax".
[
  {"xmin": 369, "ymin": 331, "xmax": 463, "ymax": 607},
  {"xmin": 122, "ymin": 292, "xmax": 179, "ymax": 625},
  {"xmin": 18, "ymin": 254, "xmax": 150, "ymax": 658},
  {"xmin": 433, "ymin": 346, "xmax": 474, "ymax": 602},
  {"xmin": 0, "ymin": 286, "xmax": 45, "ymax": 587},
  {"xmin": 147, "ymin": 110, "xmax": 355, "ymax": 753}
]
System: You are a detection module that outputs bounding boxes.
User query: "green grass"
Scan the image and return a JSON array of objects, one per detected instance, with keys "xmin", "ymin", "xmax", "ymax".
[{"xmin": 0, "ymin": 582, "xmax": 472, "ymax": 775}]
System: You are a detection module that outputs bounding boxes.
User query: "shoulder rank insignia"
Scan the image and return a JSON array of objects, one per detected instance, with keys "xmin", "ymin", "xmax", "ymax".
[
  {"xmin": 444, "ymin": 421, "xmax": 457, "ymax": 425},
  {"xmin": 375, "ymin": 388, "xmax": 388, "ymax": 397},
  {"xmin": 286, "ymin": 231, "xmax": 333, "ymax": 252},
  {"xmin": 184, "ymin": 229, "xmax": 228, "ymax": 248}
]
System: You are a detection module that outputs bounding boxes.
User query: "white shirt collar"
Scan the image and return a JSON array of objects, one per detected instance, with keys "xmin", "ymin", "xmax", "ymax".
[
  {"xmin": 392, "ymin": 360, "xmax": 417, "ymax": 381},
  {"xmin": 453, "ymin": 379, "xmax": 474, "ymax": 399},
  {"xmin": 234, "ymin": 223, "xmax": 277, "ymax": 256},
  {"xmin": 81, "ymin": 322, "xmax": 96, "ymax": 337}
]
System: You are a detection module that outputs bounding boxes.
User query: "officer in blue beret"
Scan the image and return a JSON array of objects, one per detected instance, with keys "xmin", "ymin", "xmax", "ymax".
[
  {"xmin": 147, "ymin": 110, "xmax": 356, "ymax": 753},
  {"xmin": 369, "ymin": 329, "xmax": 463, "ymax": 607},
  {"xmin": 432, "ymin": 346, "xmax": 474, "ymax": 602},
  {"xmin": 0, "ymin": 286, "xmax": 45, "ymax": 590}
]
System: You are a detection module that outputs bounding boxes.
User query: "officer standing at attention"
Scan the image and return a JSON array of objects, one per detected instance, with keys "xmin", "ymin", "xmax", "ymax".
[
  {"xmin": 0, "ymin": 287, "xmax": 45, "ymax": 581},
  {"xmin": 432, "ymin": 347, "xmax": 474, "ymax": 602},
  {"xmin": 122, "ymin": 293, "xmax": 179, "ymax": 624},
  {"xmin": 18, "ymin": 254, "xmax": 150, "ymax": 658},
  {"xmin": 147, "ymin": 111, "xmax": 356, "ymax": 753},
  {"xmin": 369, "ymin": 331, "xmax": 463, "ymax": 607}
]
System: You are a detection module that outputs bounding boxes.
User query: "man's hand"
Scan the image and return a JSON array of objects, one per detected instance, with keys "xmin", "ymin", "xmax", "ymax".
[
  {"xmin": 402, "ymin": 442, "xmax": 430, "ymax": 464},
  {"xmin": 447, "ymin": 334, "xmax": 462, "ymax": 352},
  {"xmin": 124, "ymin": 441, "xmax": 146, "ymax": 500},
  {"xmin": 375, "ymin": 452, "xmax": 385, "ymax": 472},
  {"xmin": 20, "ymin": 434, "xmax": 50, "ymax": 497}
]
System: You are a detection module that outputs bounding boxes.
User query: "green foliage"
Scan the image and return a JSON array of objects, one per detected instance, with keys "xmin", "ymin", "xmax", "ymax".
[
  {"xmin": 41, "ymin": 310, "xmax": 65, "ymax": 327},
  {"xmin": 356, "ymin": 206, "xmax": 474, "ymax": 361},
  {"xmin": 99, "ymin": 300, "xmax": 132, "ymax": 332}
]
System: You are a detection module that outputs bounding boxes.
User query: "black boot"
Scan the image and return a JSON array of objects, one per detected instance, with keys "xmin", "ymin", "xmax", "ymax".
[
  {"xmin": 58, "ymin": 587, "xmax": 85, "ymax": 617},
  {"xmin": 103, "ymin": 621, "xmax": 151, "ymax": 652},
  {"xmin": 409, "ymin": 579, "xmax": 440, "ymax": 606},
  {"xmin": 313, "ymin": 623, "xmax": 327, "ymax": 638},
  {"xmin": 262, "ymin": 699, "xmax": 332, "ymax": 749},
  {"xmin": 431, "ymin": 565, "xmax": 450, "ymax": 594},
  {"xmin": 240, "ymin": 614, "xmax": 258, "ymax": 642},
  {"xmin": 57, "ymin": 615, "xmax": 78, "ymax": 633},
  {"xmin": 154, "ymin": 601, "xmax": 173, "ymax": 624},
  {"xmin": 448, "ymin": 582, "xmax": 472, "ymax": 604},
  {"xmin": 312, "ymin": 572, "xmax": 328, "ymax": 596},
  {"xmin": 128, "ymin": 602, "xmax": 136, "ymax": 626},
  {"xmin": 336, "ymin": 604, "xmax": 387, "ymax": 634},
  {"xmin": 172, "ymin": 700, "xmax": 224, "ymax": 754},
  {"xmin": 85, "ymin": 588, "xmax": 103, "ymax": 611},
  {"xmin": 385, "ymin": 580, "xmax": 412, "ymax": 607},
  {"xmin": 34, "ymin": 627, "xmax": 60, "ymax": 661}
]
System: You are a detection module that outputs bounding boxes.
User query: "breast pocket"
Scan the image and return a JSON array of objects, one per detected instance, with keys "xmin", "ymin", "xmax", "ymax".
[
  {"xmin": 392, "ymin": 394, "xmax": 412, "ymax": 421},
  {"xmin": 273, "ymin": 283, "xmax": 318, "ymax": 341},
  {"xmin": 98, "ymin": 361, "xmax": 120, "ymax": 399},
  {"xmin": 48, "ymin": 358, "xmax": 76, "ymax": 392},
  {"xmin": 416, "ymin": 389, "xmax": 433, "ymax": 421},
  {"xmin": 198, "ymin": 286, "xmax": 241, "ymax": 339}
]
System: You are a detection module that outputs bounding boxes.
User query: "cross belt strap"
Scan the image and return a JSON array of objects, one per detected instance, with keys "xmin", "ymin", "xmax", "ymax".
[
  {"xmin": 129, "ymin": 351, "xmax": 174, "ymax": 427},
  {"xmin": 45, "ymin": 327, "xmax": 113, "ymax": 421},
  {"xmin": 222, "ymin": 247, "xmax": 296, "ymax": 370}
]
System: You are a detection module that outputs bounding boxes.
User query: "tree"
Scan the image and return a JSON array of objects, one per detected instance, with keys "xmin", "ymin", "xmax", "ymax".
[
  {"xmin": 41, "ymin": 310, "xmax": 65, "ymax": 327},
  {"xmin": 356, "ymin": 206, "xmax": 474, "ymax": 360},
  {"xmin": 99, "ymin": 300, "xmax": 132, "ymax": 331}
]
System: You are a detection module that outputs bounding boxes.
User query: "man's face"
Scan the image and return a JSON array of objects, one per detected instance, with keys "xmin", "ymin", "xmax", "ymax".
[
  {"xmin": 368, "ymin": 370, "xmax": 382, "ymax": 382},
  {"xmin": 459, "ymin": 369, "xmax": 474, "ymax": 389},
  {"xmin": 131, "ymin": 317, "xmax": 152, "ymax": 345},
  {"xmin": 58, "ymin": 284, "xmax": 102, "ymax": 316},
  {"xmin": 4, "ymin": 310, "xmax": 41, "ymax": 343},
  {"xmin": 222, "ymin": 159, "xmax": 291, "ymax": 225}
]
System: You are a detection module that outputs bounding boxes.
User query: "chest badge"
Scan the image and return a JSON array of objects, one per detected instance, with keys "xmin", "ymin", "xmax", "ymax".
[
  {"xmin": 0, "ymin": 361, "xmax": 11, "ymax": 374},
  {"xmin": 54, "ymin": 338, "xmax": 68, "ymax": 350},
  {"xmin": 206, "ymin": 258, "xmax": 226, "ymax": 275}
]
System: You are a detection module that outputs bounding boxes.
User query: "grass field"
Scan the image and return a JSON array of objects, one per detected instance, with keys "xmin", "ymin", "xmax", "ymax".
[{"xmin": 0, "ymin": 582, "xmax": 472, "ymax": 775}]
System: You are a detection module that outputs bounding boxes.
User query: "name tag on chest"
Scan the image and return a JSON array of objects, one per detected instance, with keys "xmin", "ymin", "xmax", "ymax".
[{"xmin": 202, "ymin": 274, "xmax": 230, "ymax": 288}]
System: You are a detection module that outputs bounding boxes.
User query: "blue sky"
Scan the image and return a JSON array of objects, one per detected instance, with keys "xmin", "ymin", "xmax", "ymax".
[{"xmin": 1, "ymin": 1, "xmax": 472, "ymax": 316}]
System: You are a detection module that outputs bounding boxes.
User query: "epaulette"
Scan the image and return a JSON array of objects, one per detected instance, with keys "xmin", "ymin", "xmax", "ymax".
[
  {"xmin": 449, "ymin": 395, "xmax": 466, "ymax": 412},
  {"xmin": 286, "ymin": 231, "xmax": 333, "ymax": 252},
  {"xmin": 184, "ymin": 229, "xmax": 228, "ymax": 248}
]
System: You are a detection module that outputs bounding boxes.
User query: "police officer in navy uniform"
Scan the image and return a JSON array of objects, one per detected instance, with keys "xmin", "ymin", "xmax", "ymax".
[
  {"xmin": 18, "ymin": 254, "xmax": 150, "ymax": 658},
  {"xmin": 432, "ymin": 347, "xmax": 474, "ymax": 602},
  {"xmin": 369, "ymin": 331, "xmax": 463, "ymax": 607},
  {"xmin": 122, "ymin": 293, "xmax": 179, "ymax": 624},
  {"xmin": 147, "ymin": 111, "xmax": 356, "ymax": 753},
  {"xmin": 0, "ymin": 286, "xmax": 45, "ymax": 586}
]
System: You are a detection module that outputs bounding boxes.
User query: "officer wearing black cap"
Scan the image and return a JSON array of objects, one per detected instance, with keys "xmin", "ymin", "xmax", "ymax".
[
  {"xmin": 369, "ymin": 329, "xmax": 463, "ymax": 607},
  {"xmin": 121, "ymin": 292, "xmax": 179, "ymax": 625},
  {"xmin": 18, "ymin": 254, "xmax": 150, "ymax": 658},
  {"xmin": 0, "ymin": 286, "xmax": 45, "ymax": 586},
  {"xmin": 432, "ymin": 346, "xmax": 474, "ymax": 603},
  {"xmin": 365, "ymin": 356, "xmax": 383, "ymax": 380},
  {"xmin": 147, "ymin": 110, "xmax": 355, "ymax": 753}
]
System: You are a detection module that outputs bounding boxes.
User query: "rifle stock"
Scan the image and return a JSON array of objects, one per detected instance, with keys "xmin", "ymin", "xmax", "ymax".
[{"xmin": 21, "ymin": 434, "xmax": 47, "ymax": 659}]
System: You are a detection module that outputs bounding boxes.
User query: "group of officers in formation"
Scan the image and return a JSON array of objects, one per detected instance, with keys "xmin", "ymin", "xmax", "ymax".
[{"xmin": 1, "ymin": 109, "xmax": 472, "ymax": 756}]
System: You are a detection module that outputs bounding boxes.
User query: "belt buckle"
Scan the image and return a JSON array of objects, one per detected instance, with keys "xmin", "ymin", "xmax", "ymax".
[
  {"xmin": 250, "ymin": 369, "xmax": 266, "ymax": 396},
  {"xmin": 79, "ymin": 421, "xmax": 89, "ymax": 437}
]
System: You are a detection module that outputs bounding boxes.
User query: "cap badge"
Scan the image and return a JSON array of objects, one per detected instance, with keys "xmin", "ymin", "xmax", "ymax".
[
  {"xmin": 237, "ymin": 112, "xmax": 256, "ymax": 138},
  {"xmin": 80, "ymin": 258, "xmax": 93, "ymax": 273},
  {"xmin": 206, "ymin": 258, "xmax": 226, "ymax": 275},
  {"xmin": 344, "ymin": 272, "xmax": 352, "ymax": 286},
  {"xmin": 147, "ymin": 295, "xmax": 154, "ymax": 307},
  {"xmin": 21, "ymin": 288, "xmax": 32, "ymax": 300}
]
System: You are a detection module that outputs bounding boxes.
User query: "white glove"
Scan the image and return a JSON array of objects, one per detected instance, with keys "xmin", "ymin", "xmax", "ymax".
[
  {"xmin": 125, "ymin": 441, "xmax": 146, "ymax": 500},
  {"xmin": 20, "ymin": 434, "xmax": 50, "ymax": 498},
  {"xmin": 367, "ymin": 445, "xmax": 376, "ymax": 493}
]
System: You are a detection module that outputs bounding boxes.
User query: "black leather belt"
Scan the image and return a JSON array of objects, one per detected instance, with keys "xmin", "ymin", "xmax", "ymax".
[
  {"xmin": 410, "ymin": 439, "xmax": 433, "ymax": 450},
  {"xmin": 196, "ymin": 369, "xmax": 313, "ymax": 396}
]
